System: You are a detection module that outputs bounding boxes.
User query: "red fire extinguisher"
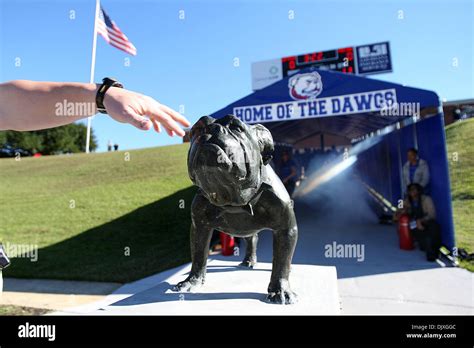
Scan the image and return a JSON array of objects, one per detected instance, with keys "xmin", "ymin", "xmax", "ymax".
[
  {"xmin": 398, "ymin": 214, "xmax": 415, "ymax": 250},
  {"xmin": 220, "ymin": 232, "xmax": 235, "ymax": 256}
]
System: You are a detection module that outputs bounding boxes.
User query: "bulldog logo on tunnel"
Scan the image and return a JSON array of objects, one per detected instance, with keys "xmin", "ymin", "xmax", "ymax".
[{"xmin": 288, "ymin": 71, "xmax": 323, "ymax": 100}]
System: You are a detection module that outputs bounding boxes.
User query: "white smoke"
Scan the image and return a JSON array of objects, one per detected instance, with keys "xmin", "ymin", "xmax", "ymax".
[{"xmin": 295, "ymin": 137, "xmax": 383, "ymax": 226}]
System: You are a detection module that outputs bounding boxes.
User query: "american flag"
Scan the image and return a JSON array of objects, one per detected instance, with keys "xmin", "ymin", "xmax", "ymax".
[{"xmin": 97, "ymin": 6, "xmax": 137, "ymax": 56}]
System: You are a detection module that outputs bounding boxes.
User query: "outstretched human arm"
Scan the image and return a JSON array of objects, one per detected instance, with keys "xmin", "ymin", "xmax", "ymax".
[{"xmin": 0, "ymin": 80, "xmax": 190, "ymax": 136}]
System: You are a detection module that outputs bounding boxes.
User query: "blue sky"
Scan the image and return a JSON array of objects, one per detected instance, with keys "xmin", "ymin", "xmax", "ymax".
[{"xmin": 1, "ymin": 0, "xmax": 472, "ymax": 152}]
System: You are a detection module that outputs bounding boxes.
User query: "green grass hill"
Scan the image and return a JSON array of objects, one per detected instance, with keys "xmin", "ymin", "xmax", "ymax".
[
  {"xmin": 446, "ymin": 118, "xmax": 474, "ymax": 271},
  {"xmin": 0, "ymin": 144, "xmax": 195, "ymax": 283}
]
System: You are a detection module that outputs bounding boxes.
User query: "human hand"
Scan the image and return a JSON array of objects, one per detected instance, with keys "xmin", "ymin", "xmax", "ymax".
[
  {"xmin": 416, "ymin": 219, "xmax": 424, "ymax": 230},
  {"xmin": 103, "ymin": 87, "xmax": 190, "ymax": 136},
  {"xmin": 393, "ymin": 211, "xmax": 400, "ymax": 222}
]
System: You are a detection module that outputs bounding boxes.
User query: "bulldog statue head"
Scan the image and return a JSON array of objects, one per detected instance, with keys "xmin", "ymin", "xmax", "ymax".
[{"xmin": 188, "ymin": 115, "xmax": 274, "ymax": 207}]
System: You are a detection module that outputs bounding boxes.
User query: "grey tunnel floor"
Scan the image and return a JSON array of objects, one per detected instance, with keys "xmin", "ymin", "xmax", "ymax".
[{"xmin": 212, "ymin": 185, "xmax": 473, "ymax": 314}]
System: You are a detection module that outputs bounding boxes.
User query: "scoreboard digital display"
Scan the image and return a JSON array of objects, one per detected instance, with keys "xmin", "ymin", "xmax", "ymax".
[
  {"xmin": 251, "ymin": 42, "xmax": 391, "ymax": 90},
  {"xmin": 281, "ymin": 47, "xmax": 355, "ymax": 77}
]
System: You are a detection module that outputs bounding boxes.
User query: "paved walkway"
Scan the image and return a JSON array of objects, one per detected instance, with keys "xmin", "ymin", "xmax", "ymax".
[
  {"xmin": 293, "ymin": 203, "xmax": 473, "ymax": 315},
  {"xmin": 0, "ymin": 278, "xmax": 121, "ymax": 311}
]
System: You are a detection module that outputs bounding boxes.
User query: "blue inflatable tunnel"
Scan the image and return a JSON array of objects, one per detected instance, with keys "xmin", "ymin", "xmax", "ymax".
[{"xmin": 211, "ymin": 68, "xmax": 455, "ymax": 251}]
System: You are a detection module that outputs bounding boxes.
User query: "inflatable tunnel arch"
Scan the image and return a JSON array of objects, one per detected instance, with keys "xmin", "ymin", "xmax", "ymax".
[{"xmin": 211, "ymin": 68, "xmax": 455, "ymax": 251}]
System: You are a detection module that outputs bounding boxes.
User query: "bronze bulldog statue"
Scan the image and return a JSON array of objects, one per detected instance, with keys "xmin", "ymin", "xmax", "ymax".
[{"xmin": 173, "ymin": 115, "xmax": 298, "ymax": 304}]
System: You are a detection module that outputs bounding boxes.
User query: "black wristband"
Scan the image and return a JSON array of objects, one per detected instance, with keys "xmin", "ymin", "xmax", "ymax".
[{"xmin": 96, "ymin": 77, "xmax": 123, "ymax": 114}]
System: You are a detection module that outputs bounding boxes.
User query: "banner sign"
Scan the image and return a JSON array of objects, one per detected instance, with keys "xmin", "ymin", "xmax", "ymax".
[{"xmin": 233, "ymin": 88, "xmax": 397, "ymax": 124}]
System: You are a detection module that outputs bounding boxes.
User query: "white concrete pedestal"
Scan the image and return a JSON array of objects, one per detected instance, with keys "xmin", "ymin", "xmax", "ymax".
[{"xmin": 54, "ymin": 259, "xmax": 340, "ymax": 315}]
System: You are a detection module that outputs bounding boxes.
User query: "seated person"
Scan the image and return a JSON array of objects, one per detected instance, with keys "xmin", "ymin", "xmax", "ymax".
[
  {"xmin": 396, "ymin": 183, "xmax": 441, "ymax": 261},
  {"xmin": 402, "ymin": 148, "xmax": 430, "ymax": 194}
]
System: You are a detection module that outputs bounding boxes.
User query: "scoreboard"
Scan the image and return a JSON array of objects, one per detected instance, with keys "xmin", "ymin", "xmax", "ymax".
[
  {"xmin": 251, "ymin": 42, "xmax": 392, "ymax": 90},
  {"xmin": 282, "ymin": 47, "xmax": 356, "ymax": 77}
]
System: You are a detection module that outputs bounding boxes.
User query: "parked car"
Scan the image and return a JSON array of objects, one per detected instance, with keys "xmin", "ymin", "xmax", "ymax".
[{"xmin": 0, "ymin": 144, "xmax": 31, "ymax": 158}]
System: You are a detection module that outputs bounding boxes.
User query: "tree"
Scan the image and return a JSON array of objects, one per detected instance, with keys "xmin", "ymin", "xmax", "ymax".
[{"xmin": 0, "ymin": 123, "xmax": 97, "ymax": 155}]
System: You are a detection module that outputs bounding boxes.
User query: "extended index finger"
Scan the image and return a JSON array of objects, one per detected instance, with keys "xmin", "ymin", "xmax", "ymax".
[
  {"xmin": 144, "ymin": 104, "xmax": 186, "ymax": 137},
  {"xmin": 157, "ymin": 102, "xmax": 190, "ymax": 127}
]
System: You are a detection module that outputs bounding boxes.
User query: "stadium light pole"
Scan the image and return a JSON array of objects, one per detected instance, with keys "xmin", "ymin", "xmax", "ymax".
[{"xmin": 86, "ymin": 0, "xmax": 100, "ymax": 153}]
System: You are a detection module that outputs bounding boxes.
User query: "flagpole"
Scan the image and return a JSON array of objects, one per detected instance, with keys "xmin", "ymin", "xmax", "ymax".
[{"xmin": 86, "ymin": 0, "xmax": 100, "ymax": 153}]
